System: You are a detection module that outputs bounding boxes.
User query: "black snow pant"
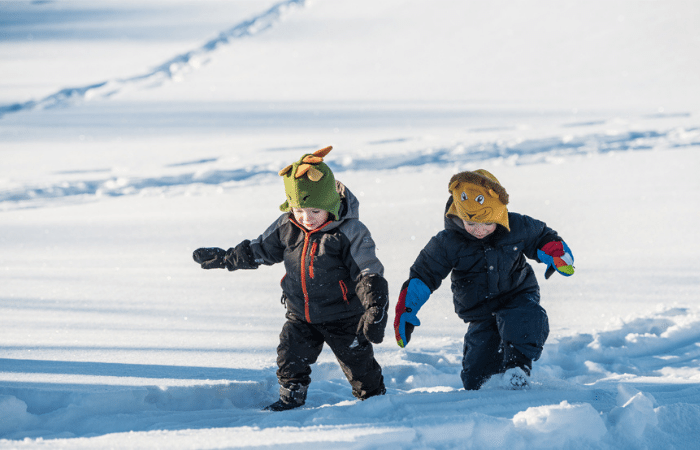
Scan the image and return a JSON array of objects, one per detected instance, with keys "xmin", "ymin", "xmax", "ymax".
[
  {"xmin": 460, "ymin": 291, "xmax": 549, "ymax": 390},
  {"xmin": 276, "ymin": 313, "xmax": 385, "ymax": 400}
]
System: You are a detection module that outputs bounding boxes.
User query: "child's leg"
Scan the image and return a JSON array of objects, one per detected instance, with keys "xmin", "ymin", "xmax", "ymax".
[
  {"xmin": 320, "ymin": 317, "xmax": 385, "ymax": 400},
  {"xmin": 461, "ymin": 318, "xmax": 503, "ymax": 390},
  {"xmin": 276, "ymin": 318, "xmax": 325, "ymax": 389},
  {"xmin": 496, "ymin": 291, "xmax": 550, "ymax": 374}
]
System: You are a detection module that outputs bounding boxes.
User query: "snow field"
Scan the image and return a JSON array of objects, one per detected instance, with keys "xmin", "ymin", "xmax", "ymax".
[{"xmin": 2, "ymin": 0, "xmax": 700, "ymax": 448}]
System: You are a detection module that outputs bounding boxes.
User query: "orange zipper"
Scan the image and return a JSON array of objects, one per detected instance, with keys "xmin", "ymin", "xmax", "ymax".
[
  {"xmin": 339, "ymin": 279, "xmax": 348, "ymax": 303},
  {"xmin": 292, "ymin": 219, "xmax": 331, "ymax": 322},
  {"xmin": 309, "ymin": 241, "xmax": 318, "ymax": 279}
]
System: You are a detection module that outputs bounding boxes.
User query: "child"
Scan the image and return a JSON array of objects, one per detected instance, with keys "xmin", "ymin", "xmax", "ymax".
[
  {"xmin": 393, "ymin": 169, "xmax": 574, "ymax": 390},
  {"xmin": 193, "ymin": 146, "xmax": 388, "ymax": 410}
]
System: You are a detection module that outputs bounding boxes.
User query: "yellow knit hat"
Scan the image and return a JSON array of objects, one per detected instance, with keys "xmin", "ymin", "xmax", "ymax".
[{"xmin": 446, "ymin": 169, "xmax": 510, "ymax": 231}]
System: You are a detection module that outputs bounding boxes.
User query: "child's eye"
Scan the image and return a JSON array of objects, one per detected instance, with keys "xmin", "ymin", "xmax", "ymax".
[
  {"xmin": 475, "ymin": 195, "xmax": 485, "ymax": 205},
  {"xmin": 461, "ymin": 192, "xmax": 468, "ymax": 201}
]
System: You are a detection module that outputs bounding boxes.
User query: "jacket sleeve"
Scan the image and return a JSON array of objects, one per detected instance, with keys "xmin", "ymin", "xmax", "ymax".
[
  {"xmin": 223, "ymin": 240, "xmax": 259, "ymax": 271},
  {"xmin": 341, "ymin": 219, "xmax": 385, "ymax": 280},
  {"xmin": 408, "ymin": 233, "xmax": 454, "ymax": 293},
  {"xmin": 225, "ymin": 215, "xmax": 287, "ymax": 270},
  {"xmin": 518, "ymin": 214, "xmax": 563, "ymax": 262},
  {"xmin": 338, "ymin": 219, "xmax": 388, "ymax": 311},
  {"xmin": 356, "ymin": 273, "xmax": 389, "ymax": 312}
]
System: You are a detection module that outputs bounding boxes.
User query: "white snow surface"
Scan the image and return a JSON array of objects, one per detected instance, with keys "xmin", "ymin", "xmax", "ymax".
[{"xmin": 2, "ymin": 1, "xmax": 700, "ymax": 448}]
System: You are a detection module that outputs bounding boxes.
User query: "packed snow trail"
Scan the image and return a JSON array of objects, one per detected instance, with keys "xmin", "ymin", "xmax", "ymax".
[
  {"xmin": 0, "ymin": 0, "xmax": 307, "ymax": 118},
  {"xmin": 2, "ymin": 125, "xmax": 698, "ymax": 210}
]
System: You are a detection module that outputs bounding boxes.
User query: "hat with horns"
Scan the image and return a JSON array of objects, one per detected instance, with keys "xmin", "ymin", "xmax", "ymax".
[{"xmin": 279, "ymin": 146, "xmax": 341, "ymax": 220}]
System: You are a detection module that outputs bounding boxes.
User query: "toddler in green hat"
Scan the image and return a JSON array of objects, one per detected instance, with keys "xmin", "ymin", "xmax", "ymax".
[{"xmin": 193, "ymin": 146, "xmax": 388, "ymax": 411}]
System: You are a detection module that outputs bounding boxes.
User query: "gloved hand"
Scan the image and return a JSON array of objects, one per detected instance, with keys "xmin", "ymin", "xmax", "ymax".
[
  {"xmin": 357, "ymin": 305, "xmax": 388, "ymax": 344},
  {"xmin": 394, "ymin": 278, "xmax": 431, "ymax": 348},
  {"xmin": 538, "ymin": 240, "xmax": 574, "ymax": 279},
  {"xmin": 193, "ymin": 247, "xmax": 227, "ymax": 269}
]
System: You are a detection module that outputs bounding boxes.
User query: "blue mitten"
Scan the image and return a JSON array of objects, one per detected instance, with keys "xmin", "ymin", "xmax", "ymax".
[
  {"xmin": 538, "ymin": 240, "xmax": 574, "ymax": 279},
  {"xmin": 394, "ymin": 278, "xmax": 431, "ymax": 348}
]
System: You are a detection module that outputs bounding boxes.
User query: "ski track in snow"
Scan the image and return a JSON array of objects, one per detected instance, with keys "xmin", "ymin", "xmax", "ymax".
[
  {"xmin": 0, "ymin": 0, "xmax": 307, "ymax": 118},
  {"xmin": 2, "ymin": 125, "xmax": 699, "ymax": 211},
  {"xmin": 1, "ymin": 307, "xmax": 700, "ymax": 442}
]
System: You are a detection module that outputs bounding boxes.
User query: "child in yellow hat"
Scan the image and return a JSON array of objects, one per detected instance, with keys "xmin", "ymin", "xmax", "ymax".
[
  {"xmin": 394, "ymin": 169, "xmax": 574, "ymax": 389},
  {"xmin": 193, "ymin": 147, "xmax": 388, "ymax": 410}
]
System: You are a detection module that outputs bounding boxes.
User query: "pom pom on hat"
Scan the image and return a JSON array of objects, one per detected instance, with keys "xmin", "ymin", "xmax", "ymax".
[
  {"xmin": 446, "ymin": 169, "xmax": 510, "ymax": 231},
  {"xmin": 279, "ymin": 146, "xmax": 341, "ymax": 220}
]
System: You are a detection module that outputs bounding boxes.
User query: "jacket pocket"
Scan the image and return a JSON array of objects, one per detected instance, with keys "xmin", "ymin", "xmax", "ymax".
[
  {"xmin": 501, "ymin": 240, "xmax": 525, "ymax": 263},
  {"xmin": 451, "ymin": 272, "xmax": 484, "ymax": 307}
]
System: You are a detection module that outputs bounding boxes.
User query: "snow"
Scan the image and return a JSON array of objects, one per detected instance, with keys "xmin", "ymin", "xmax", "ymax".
[{"xmin": 1, "ymin": 0, "xmax": 700, "ymax": 448}]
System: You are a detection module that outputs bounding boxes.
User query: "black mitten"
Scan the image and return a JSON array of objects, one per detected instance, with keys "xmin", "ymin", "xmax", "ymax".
[
  {"xmin": 357, "ymin": 305, "xmax": 388, "ymax": 344},
  {"xmin": 355, "ymin": 274, "xmax": 389, "ymax": 344},
  {"xmin": 192, "ymin": 247, "xmax": 227, "ymax": 269},
  {"xmin": 223, "ymin": 240, "xmax": 258, "ymax": 270},
  {"xmin": 193, "ymin": 241, "xmax": 259, "ymax": 271}
]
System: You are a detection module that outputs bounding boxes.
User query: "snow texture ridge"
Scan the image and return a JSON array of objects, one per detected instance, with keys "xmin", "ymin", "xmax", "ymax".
[
  {"xmin": 2, "ymin": 307, "xmax": 700, "ymax": 446},
  {"xmin": 0, "ymin": 0, "xmax": 308, "ymax": 118},
  {"xmin": 2, "ymin": 124, "xmax": 698, "ymax": 211}
]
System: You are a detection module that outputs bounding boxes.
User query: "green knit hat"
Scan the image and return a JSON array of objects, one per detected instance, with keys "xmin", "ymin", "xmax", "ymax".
[{"xmin": 278, "ymin": 146, "xmax": 341, "ymax": 220}]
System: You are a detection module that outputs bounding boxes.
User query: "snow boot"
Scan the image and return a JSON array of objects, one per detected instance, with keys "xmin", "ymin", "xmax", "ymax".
[
  {"xmin": 501, "ymin": 345, "xmax": 532, "ymax": 390},
  {"xmin": 503, "ymin": 367, "xmax": 530, "ymax": 390},
  {"xmin": 356, "ymin": 383, "xmax": 386, "ymax": 401},
  {"xmin": 263, "ymin": 384, "xmax": 308, "ymax": 411}
]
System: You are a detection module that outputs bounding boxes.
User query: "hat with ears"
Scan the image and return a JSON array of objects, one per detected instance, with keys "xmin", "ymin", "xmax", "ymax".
[
  {"xmin": 446, "ymin": 169, "xmax": 510, "ymax": 231},
  {"xmin": 278, "ymin": 146, "xmax": 341, "ymax": 220}
]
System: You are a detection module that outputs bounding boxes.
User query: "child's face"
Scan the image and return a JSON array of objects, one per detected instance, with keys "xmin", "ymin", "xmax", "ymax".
[
  {"xmin": 462, "ymin": 220, "xmax": 497, "ymax": 239},
  {"xmin": 292, "ymin": 207, "xmax": 330, "ymax": 231}
]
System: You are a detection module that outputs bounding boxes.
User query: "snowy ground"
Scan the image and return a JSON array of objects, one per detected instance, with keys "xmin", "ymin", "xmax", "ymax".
[{"xmin": 2, "ymin": 1, "xmax": 700, "ymax": 449}]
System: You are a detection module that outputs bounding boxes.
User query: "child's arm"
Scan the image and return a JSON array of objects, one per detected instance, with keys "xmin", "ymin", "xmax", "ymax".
[
  {"xmin": 193, "ymin": 215, "xmax": 288, "ymax": 271},
  {"xmin": 355, "ymin": 274, "xmax": 389, "ymax": 344},
  {"xmin": 340, "ymin": 221, "xmax": 389, "ymax": 344},
  {"xmin": 521, "ymin": 215, "xmax": 575, "ymax": 279},
  {"xmin": 394, "ymin": 234, "xmax": 453, "ymax": 348},
  {"xmin": 193, "ymin": 242, "xmax": 259, "ymax": 270},
  {"xmin": 394, "ymin": 278, "xmax": 431, "ymax": 348}
]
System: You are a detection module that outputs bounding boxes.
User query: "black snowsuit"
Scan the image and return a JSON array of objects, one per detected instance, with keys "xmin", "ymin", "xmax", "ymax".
[
  {"xmin": 225, "ymin": 182, "xmax": 387, "ymax": 399},
  {"xmin": 408, "ymin": 198, "xmax": 561, "ymax": 389}
]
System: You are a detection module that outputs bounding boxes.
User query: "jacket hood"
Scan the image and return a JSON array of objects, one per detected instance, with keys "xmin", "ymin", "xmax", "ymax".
[
  {"xmin": 337, "ymin": 181, "xmax": 360, "ymax": 220},
  {"xmin": 444, "ymin": 197, "xmax": 464, "ymax": 232},
  {"xmin": 317, "ymin": 180, "xmax": 359, "ymax": 232}
]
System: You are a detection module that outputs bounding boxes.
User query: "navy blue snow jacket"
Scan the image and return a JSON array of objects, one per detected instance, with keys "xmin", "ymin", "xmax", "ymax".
[{"xmin": 409, "ymin": 198, "xmax": 561, "ymax": 321}]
